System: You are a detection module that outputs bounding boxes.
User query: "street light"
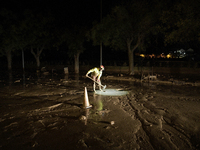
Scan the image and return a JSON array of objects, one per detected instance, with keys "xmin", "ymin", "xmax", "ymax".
[{"xmin": 100, "ymin": 0, "xmax": 102, "ymax": 66}]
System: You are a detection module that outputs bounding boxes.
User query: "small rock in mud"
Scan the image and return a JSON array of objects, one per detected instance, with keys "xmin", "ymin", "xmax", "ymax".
[
  {"xmin": 79, "ymin": 115, "xmax": 87, "ymax": 121},
  {"xmin": 110, "ymin": 121, "xmax": 115, "ymax": 125}
]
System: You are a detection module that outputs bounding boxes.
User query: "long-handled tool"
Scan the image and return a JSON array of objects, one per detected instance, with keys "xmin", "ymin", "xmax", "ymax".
[{"xmin": 86, "ymin": 76, "xmax": 106, "ymax": 90}]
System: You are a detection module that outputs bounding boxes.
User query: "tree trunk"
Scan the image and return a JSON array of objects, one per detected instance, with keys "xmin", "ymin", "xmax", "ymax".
[
  {"xmin": 36, "ymin": 56, "xmax": 40, "ymax": 68},
  {"xmin": 127, "ymin": 39, "xmax": 134, "ymax": 75},
  {"xmin": 22, "ymin": 49, "xmax": 25, "ymax": 71},
  {"xmin": 74, "ymin": 52, "xmax": 80, "ymax": 74},
  {"xmin": 31, "ymin": 47, "xmax": 43, "ymax": 69},
  {"xmin": 127, "ymin": 36, "xmax": 141, "ymax": 75},
  {"xmin": 6, "ymin": 48, "xmax": 12, "ymax": 71},
  {"xmin": 128, "ymin": 47, "xmax": 134, "ymax": 75}
]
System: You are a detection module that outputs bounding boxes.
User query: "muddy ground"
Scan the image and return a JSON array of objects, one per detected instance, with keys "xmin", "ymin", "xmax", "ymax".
[{"xmin": 0, "ymin": 72, "xmax": 200, "ymax": 150}]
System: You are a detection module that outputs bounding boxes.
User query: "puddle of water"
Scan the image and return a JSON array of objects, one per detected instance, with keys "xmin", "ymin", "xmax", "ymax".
[
  {"xmin": 0, "ymin": 71, "xmax": 83, "ymax": 86},
  {"xmin": 95, "ymin": 89, "xmax": 128, "ymax": 96}
]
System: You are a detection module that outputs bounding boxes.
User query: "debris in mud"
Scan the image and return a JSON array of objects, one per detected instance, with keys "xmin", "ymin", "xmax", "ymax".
[
  {"xmin": 104, "ymin": 126, "xmax": 111, "ymax": 129},
  {"xmin": 28, "ymin": 103, "xmax": 63, "ymax": 116},
  {"xmin": 78, "ymin": 139, "xmax": 88, "ymax": 148},
  {"xmin": 142, "ymin": 75, "xmax": 157, "ymax": 81},
  {"xmin": 32, "ymin": 141, "xmax": 38, "ymax": 148},
  {"xmin": 110, "ymin": 121, "xmax": 115, "ymax": 125},
  {"xmin": 173, "ymin": 80, "xmax": 186, "ymax": 85},
  {"xmin": 79, "ymin": 115, "xmax": 87, "ymax": 121},
  {"xmin": 0, "ymin": 73, "xmax": 200, "ymax": 150},
  {"xmin": 48, "ymin": 103, "xmax": 63, "ymax": 111},
  {"xmin": 14, "ymin": 80, "xmax": 21, "ymax": 83}
]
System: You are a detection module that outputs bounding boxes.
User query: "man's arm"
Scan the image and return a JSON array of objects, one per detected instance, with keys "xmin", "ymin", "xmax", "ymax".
[
  {"xmin": 97, "ymin": 71, "xmax": 102, "ymax": 82},
  {"xmin": 86, "ymin": 68, "xmax": 94, "ymax": 77}
]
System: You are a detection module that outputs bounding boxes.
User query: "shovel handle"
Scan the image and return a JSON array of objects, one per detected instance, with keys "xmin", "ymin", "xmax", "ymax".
[{"xmin": 86, "ymin": 76, "xmax": 106, "ymax": 89}]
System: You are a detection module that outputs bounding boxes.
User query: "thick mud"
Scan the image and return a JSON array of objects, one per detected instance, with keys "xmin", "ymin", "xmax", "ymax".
[{"xmin": 0, "ymin": 72, "xmax": 200, "ymax": 149}]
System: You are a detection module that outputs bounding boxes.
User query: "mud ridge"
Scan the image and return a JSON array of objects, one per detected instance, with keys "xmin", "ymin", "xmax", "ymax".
[{"xmin": 125, "ymin": 95, "xmax": 156, "ymax": 149}]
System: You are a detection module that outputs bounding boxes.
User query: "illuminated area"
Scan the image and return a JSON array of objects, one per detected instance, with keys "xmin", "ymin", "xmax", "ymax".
[
  {"xmin": 140, "ymin": 54, "xmax": 145, "ymax": 57},
  {"xmin": 167, "ymin": 53, "xmax": 172, "ymax": 58},
  {"xmin": 95, "ymin": 89, "xmax": 128, "ymax": 96}
]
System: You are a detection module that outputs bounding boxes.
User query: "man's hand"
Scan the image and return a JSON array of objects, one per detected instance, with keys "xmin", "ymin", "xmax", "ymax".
[{"xmin": 97, "ymin": 79, "xmax": 100, "ymax": 83}]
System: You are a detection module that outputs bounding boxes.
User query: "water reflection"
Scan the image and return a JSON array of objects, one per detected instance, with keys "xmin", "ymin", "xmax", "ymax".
[
  {"xmin": 80, "ymin": 93, "xmax": 104, "ymax": 125},
  {"xmin": 75, "ymin": 73, "xmax": 79, "ymax": 81},
  {"xmin": 84, "ymin": 108, "xmax": 90, "ymax": 125},
  {"xmin": 93, "ymin": 94, "xmax": 103, "ymax": 111},
  {"xmin": 8, "ymin": 71, "xmax": 13, "ymax": 86},
  {"xmin": 75, "ymin": 73, "xmax": 79, "ymax": 86},
  {"xmin": 36, "ymin": 72, "xmax": 41, "ymax": 84},
  {"xmin": 86, "ymin": 94, "xmax": 104, "ymax": 122},
  {"xmin": 64, "ymin": 74, "xmax": 69, "ymax": 81},
  {"xmin": 22, "ymin": 72, "xmax": 26, "ymax": 86},
  {"xmin": 142, "ymin": 82, "xmax": 157, "ymax": 89},
  {"xmin": 63, "ymin": 74, "xmax": 69, "ymax": 85}
]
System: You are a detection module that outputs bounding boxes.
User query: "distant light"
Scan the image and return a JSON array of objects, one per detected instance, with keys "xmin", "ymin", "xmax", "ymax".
[
  {"xmin": 140, "ymin": 54, "xmax": 145, "ymax": 58},
  {"xmin": 167, "ymin": 54, "xmax": 172, "ymax": 58}
]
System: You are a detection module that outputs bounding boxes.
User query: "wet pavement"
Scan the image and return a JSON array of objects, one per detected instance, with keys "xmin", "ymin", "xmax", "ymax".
[{"xmin": 0, "ymin": 71, "xmax": 200, "ymax": 149}]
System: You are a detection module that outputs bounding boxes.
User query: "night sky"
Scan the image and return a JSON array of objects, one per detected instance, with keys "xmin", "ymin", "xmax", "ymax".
[
  {"xmin": 1, "ymin": 0, "xmax": 199, "ymax": 69},
  {"xmin": 1, "ymin": 0, "xmax": 118, "ymax": 26},
  {"xmin": 0, "ymin": 0, "xmax": 125, "ymax": 66}
]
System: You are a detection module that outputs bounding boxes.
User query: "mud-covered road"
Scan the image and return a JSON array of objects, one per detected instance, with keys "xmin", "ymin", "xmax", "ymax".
[{"xmin": 0, "ymin": 73, "xmax": 200, "ymax": 150}]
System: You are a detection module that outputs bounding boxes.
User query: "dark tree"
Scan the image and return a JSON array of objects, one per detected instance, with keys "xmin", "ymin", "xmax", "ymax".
[
  {"xmin": 25, "ymin": 10, "xmax": 54, "ymax": 69},
  {"xmin": 160, "ymin": 0, "xmax": 200, "ymax": 45},
  {"xmin": 89, "ymin": 0, "xmax": 159, "ymax": 74},
  {"xmin": 59, "ymin": 26, "xmax": 87, "ymax": 73},
  {"xmin": 0, "ymin": 8, "xmax": 18, "ymax": 70}
]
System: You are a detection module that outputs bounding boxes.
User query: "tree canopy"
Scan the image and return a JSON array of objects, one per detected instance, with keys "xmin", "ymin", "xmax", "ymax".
[
  {"xmin": 1, "ymin": 0, "xmax": 200, "ymax": 72},
  {"xmin": 160, "ymin": 0, "xmax": 200, "ymax": 45},
  {"xmin": 89, "ymin": 0, "xmax": 160, "ymax": 74},
  {"xmin": 0, "ymin": 8, "xmax": 18, "ymax": 70}
]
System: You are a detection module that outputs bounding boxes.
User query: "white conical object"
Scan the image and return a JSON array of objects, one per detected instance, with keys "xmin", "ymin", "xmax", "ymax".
[{"xmin": 82, "ymin": 87, "xmax": 92, "ymax": 109}]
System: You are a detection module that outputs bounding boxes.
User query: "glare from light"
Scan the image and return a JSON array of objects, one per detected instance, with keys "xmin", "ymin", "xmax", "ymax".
[
  {"xmin": 95, "ymin": 89, "xmax": 128, "ymax": 96},
  {"xmin": 140, "ymin": 54, "xmax": 145, "ymax": 57},
  {"xmin": 167, "ymin": 54, "xmax": 172, "ymax": 58}
]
